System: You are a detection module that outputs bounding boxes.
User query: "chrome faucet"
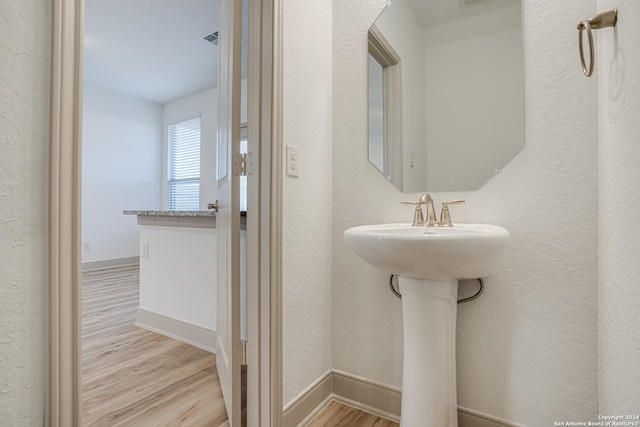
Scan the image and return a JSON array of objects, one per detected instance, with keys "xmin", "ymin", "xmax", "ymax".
[
  {"xmin": 420, "ymin": 193, "xmax": 437, "ymax": 227},
  {"xmin": 402, "ymin": 193, "xmax": 465, "ymax": 227}
]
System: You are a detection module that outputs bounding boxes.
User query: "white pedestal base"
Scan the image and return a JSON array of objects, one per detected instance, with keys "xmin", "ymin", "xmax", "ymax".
[{"xmin": 398, "ymin": 277, "xmax": 459, "ymax": 427}]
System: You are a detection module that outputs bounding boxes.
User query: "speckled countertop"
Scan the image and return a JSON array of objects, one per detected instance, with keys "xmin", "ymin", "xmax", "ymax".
[
  {"xmin": 123, "ymin": 210, "xmax": 216, "ymax": 217},
  {"xmin": 124, "ymin": 210, "xmax": 247, "ymax": 229}
]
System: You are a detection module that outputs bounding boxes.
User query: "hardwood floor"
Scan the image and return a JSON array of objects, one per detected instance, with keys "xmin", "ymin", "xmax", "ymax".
[
  {"xmin": 82, "ymin": 265, "xmax": 229, "ymax": 426},
  {"xmin": 306, "ymin": 401, "xmax": 399, "ymax": 427},
  {"xmin": 83, "ymin": 266, "xmax": 395, "ymax": 426}
]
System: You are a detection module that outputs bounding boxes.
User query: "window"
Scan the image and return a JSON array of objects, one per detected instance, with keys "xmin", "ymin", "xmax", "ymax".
[{"xmin": 168, "ymin": 117, "xmax": 201, "ymax": 210}]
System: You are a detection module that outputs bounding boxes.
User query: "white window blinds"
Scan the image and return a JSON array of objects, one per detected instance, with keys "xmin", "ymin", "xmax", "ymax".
[{"xmin": 168, "ymin": 117, "xmax": 201, "ymax": 211}]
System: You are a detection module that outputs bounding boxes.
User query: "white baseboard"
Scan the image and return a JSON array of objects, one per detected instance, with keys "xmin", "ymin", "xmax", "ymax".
[
  {"xmin": 135, "ymin": 308, "xmax": 216, "ymax": 353},
  {"xmin": 331, "ymin": 370, "xmax": 401, "ymax": 422},
  {"xmin": 283, "ymin": 369, "xmax": 525, "ymax": 427},
  {"xmin": 283, "ymin": 371, "xmax": 334, "ymax": 427},
  {"xmin": 458, "ymin": 407, "xmax": 527, "ymax": 427},
  {"xmin": 82, "ymin": 256, "xmax": 139, "ymax": 271}
]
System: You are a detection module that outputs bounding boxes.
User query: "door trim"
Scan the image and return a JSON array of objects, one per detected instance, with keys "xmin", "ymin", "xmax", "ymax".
[
  {"xmin": 268, "ymin": 0, "xmax": 284, "ymax": 424},
  {"xmin": 49, "ymin": 0, "xmax": 84, "ymax": 425},
  {"xmin": 47, "ymin": 0, "xmax": 282, "ymax": 425},
  {"xmin": 247, "ymin": 0, "xmax": 283, "ymax": 424}
]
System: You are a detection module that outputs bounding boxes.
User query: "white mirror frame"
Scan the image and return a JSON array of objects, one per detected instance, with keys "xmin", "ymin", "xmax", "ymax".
[
  {"xmin": 368, "ymin": 24, "xmax": 403, "ymax": 189},
  {"xmin": 48, "ymin": 0, "xmax": 284, "ymax": 425}
]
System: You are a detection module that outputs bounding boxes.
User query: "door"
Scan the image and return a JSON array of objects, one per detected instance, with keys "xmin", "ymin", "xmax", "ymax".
[{"xmin": 216, "ymin": 0, "xmax": 243, "ymax": 424}]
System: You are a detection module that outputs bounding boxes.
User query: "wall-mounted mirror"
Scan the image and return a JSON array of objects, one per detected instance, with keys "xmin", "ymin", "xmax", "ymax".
[{"xmin": 368, "ymin": 0, "xmax": 524, "ymax": 192}]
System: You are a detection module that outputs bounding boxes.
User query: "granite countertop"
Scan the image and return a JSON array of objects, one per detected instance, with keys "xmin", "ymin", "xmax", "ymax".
[
  {"xmin": 123, "ymin": 210, "xmax": 216, "ymax": 217},
  {"xmin": 124, "ymin": 210, "xmax": 247, "ymax": 229}
]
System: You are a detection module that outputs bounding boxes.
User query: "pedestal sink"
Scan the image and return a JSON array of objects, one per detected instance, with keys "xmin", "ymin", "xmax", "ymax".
[{"xmin": 343, "ymin": 223, "xmax": 510, "ymax": 427}]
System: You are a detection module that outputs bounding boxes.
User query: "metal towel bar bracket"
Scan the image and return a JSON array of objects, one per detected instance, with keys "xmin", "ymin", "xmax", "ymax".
[
  {"xmin": 388, "ymin": 275, "xmax": 485, "ymax": 304},
  {"xmin": 577, "ymin": 8, "xmax": 618, "ymax": 77}
]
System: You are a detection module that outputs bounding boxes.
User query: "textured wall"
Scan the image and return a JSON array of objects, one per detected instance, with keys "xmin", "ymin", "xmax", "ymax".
[
  {"xmin": 333, "ymin": 0, "xmax": 599, "ymax": 424},
  {"xmin": 332, "ymin": 0, "xmax": 404, "ymax": 390},
  {"xmin": 282, "ymin": 0, "xmax": 334, "ymax": 406},
  {"xmin": 0, "ymin": 0, "xmax": 49, "ymax": 424},
  {"xmin": 597, "ymin": 0, "xmax": 640, "ymax": 414}
]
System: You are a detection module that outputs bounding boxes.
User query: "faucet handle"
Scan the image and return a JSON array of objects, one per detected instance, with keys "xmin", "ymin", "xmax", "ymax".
[
  {"xmin": 401, "ymin": 200, "xmax": 425, "ymax": 226},
  {"xmin": 440, "ymin": 199, "xmax": 465, "ymax": 226}
]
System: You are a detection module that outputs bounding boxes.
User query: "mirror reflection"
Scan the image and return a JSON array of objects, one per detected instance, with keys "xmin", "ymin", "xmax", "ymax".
[
  {"xmin": 368, "ymin": 0, "xmax": 524, "ymax": 192},
  {"xmin": 368, "ymin": 55, "xmax": 385, "ymax": 174}
]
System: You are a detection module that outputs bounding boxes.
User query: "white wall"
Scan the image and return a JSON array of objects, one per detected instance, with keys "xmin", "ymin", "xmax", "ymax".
[
  {"xmin": 282, "ymin": 0, "xmax": 334, "ymax": 406},
  {"xmin": 162, "ymin": 81, "xmax": 247, "ymax": 211},
  {"xmin": 425, "ymin": 5, "xmax": 524, "ymax": 191},
  {"xmin": 333, "ymin": 1, "xmax": 598, "ymax": 425},
  {"xmin": 333, "ymin": 0, "xmax": 406, "ymax": 396},
  {"xmin": 597, "ymin": 0, "xmax": 640, "ymax": 413},
  {"xmin": 162, "ymin": 88, "xmax": 218, "ymax": 211},
  {"xmin": 82, "ymin": 84, "xmax": 163, "ymax": 263},
  {"xmin": 139, "ymin": 225, "xmax": 217, "ymax": 330},
  {"xmin": 0, "ymin": 0, "xmax": 49, "ymax": 424}
]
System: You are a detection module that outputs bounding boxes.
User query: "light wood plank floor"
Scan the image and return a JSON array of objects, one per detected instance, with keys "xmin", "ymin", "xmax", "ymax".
[
  {"xmin": 306, "ymin": 401, "xmax": 399, "ymax": 427},
  {"xmin": 82, "ymin": 265, "xmax": 229, "ymax": 427}
]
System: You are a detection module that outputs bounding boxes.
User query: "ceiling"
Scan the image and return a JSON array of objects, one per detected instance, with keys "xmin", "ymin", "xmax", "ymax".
[
  {"xmin": 84, "ymin": 0, "xmax": 222, "ymax": 104},
  {"xmin": 84, "ymin": 0, "xmax": 518, "ymax": 104},
  {"xmin": 405, "ymin": 0, "xmax": 520, "ymax": 29}
]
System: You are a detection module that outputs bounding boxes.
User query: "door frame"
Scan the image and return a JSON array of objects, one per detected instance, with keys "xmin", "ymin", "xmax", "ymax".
[
  {"xmin": 47, "ymin": 0, "xmax": 283, "ymax": 425},
  {"xmin": 246, "ymin": 0, "xmax": 283, "ymax": 425}
]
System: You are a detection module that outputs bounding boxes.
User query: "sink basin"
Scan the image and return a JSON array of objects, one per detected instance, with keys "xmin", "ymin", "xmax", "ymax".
[
  {"xmin": 343, "ymin": 222, "xmax": 510, "ymax": 427},
  {"xmin": 343, "ymin": 223, "xmax": 510, "ymax": 281}
]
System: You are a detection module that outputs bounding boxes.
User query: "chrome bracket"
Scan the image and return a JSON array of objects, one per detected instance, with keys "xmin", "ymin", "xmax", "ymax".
[
  {"xmin": 241, "ymin": 339, "xmax": 248, "ymax": 366},
  {"xmin": 233, "ymin": 152, "xmax": 254, "ymax": 177}
]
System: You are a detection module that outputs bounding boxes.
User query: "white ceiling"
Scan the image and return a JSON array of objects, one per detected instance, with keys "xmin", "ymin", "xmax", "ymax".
[
  {"xmin": 84, "ymin": 0, "xmax": 517, "ymax": 104},
  {"xmin": 405, "ymin": 0, "xmax": 520, "ymax": 29},
  {"xmin": 84, "ymin": 0, "xmax": 222, "ymax": 104}
]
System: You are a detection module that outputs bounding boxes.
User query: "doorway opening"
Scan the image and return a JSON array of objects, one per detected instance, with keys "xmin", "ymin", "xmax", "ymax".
[{"xmin": 48, "ymin": 0, "xmax": 281, "ymax": 424}]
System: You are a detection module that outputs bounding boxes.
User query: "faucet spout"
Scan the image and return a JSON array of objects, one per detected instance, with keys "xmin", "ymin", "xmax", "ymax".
[{"xmin": 420, "ymin": 193, "xmax": 437, "ymax": 227}]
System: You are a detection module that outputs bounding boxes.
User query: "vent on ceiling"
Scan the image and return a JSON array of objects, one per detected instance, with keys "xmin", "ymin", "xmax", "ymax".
[
  {"xmin": 458, "ymin": 0, "xmax": 493, "ymax": 8},
  {"xmin": 201, "ymin": 31, "xmax": 219, "ymax": 46}
]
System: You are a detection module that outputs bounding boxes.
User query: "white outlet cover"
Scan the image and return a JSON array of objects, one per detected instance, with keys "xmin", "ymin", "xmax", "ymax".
[
  {"xmin": 286, "ymin": 145, "xmax": 299, "ymax": 177},
  {"xmin": 141, "ymin": 242, "xmax": 149, "ymax": 259}
]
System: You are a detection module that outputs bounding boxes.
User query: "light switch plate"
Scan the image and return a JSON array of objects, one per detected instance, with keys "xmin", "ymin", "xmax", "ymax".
[{"xmin": 286, "ymin": 145, "xmax": 299, "ymax": 177}]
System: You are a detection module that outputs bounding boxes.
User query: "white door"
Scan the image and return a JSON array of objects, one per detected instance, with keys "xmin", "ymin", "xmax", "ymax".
[{"xmin": 216, "ymin": 0, "xmax": 243, "ymax": 424}]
